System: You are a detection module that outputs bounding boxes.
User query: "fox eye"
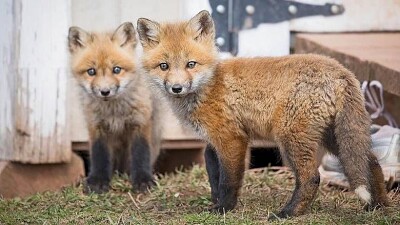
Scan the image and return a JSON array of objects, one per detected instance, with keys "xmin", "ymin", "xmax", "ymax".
[
  {"xmin": 87, "ymin": 68, "xmax": 96, "ymax": 76},
  {"xmin": 160, "ymin": 63, "xmax": 169, "ymax": 71},
  {"xmin": 187, "ymin": 61, "xmax": 197, "ymax": 69},
  {"xmin": 112, "ymin": 66, "xmax": 122, "ymax": 74}
]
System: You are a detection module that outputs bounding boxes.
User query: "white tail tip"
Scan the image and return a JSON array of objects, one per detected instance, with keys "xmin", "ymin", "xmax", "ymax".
[{"xmin": 355, "ymin": 185, "xmax": 371, "ymax": 204}]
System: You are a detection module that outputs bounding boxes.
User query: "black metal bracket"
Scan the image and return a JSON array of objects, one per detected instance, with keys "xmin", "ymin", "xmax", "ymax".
[{"xmin": 209, "ymin": 0, "xmax": 345, "ymax": 55}]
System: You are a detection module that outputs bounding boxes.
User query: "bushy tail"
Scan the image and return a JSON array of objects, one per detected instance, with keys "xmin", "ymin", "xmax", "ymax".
[{"xmin": 334, "ymin": 77, "xmax": 388, "ymax": 206}]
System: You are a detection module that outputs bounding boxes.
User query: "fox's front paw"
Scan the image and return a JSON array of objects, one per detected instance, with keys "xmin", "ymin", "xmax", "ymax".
[
  {"xmin": 208, "ymin": 201, "xmax": 236, "ymax": 214},
  {"xmin": 268, "ymin": 211, "xmax": 290, "ymax": 221},
  {"xmin": 132, "ymin": 174, "xmax": 155, "ymax": 193},
  {"xmin": 363, "ymin": 202, "xmax": 386, "ymax": 211},
  {"xmin": 211, "ymin": 195, "xmax": 219, "ymax": 205},
  {"xmin": 210, "ymin": 189, "xmax": 219, "ymax": 204},
  {"xmin": 83, "ymin": 176, "xmax": 110, "ymax": 194},
  {"xmin": 268, "ymin": 206, "xmax": 300, "ymax": 221}
]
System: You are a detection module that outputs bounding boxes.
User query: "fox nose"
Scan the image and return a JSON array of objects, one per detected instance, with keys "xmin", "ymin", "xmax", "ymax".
[
  {"xmin": 100, "ymin": 89, "xmax": 110, "ymax": 97},
  {"xmin": 171, "ymin": 84, "xmax": 183, "ymax": 94}
]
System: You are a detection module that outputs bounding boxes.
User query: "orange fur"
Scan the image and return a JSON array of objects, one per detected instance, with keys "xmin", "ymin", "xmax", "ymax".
[{"xmin": 137, "ymin": 11, "xmax": 388, "ymax": 218}]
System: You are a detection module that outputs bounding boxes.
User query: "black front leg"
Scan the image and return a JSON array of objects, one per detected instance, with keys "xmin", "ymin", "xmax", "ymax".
[
  {"xmin": 84, "ymin": 137, "xmax": 112, "ymax": 194},
  {"xmin": 131, "ymin": 134, "xmax": 155, "ymax": 192},
  {"xmin": 204, "ymin": 143, "xmax": 220, "ymax": 204},
  {"xmin": 207, "ymin": 137, "xmax": 248, "ymax": 214},
  {"xmin": 211, "ymin": 162, "xmax": 242, "ymax": 213}
]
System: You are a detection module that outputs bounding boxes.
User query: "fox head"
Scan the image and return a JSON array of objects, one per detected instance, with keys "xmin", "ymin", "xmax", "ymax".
[
  {"xmin": 68, "ymin": 22, "xmax": 137, "ymax": 100},
  {"xmin": 137, "ymin": 10, "xmax": 218, "ymax": 97}
]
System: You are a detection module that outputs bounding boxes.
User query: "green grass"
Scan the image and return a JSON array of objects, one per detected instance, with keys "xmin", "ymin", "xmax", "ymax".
[{"xmin": 0, "ymin": 166, "xmax": 399, "ymax": 224}]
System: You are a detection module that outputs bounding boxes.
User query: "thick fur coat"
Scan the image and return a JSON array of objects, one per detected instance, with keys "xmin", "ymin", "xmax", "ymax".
[
  {"xmin": 137, "ymin": 11, "xmax": 389, "ymax": 218},
  {"xmin": 68, "ymin": 23, "xmax": 161, "ymax": 193}
]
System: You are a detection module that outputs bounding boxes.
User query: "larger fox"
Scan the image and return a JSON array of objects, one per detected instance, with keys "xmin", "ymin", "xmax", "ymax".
[
  {"xmin": 137, "ymin": 11, "xmax": 389, "ymax": 218},
  {"xmin": 68, "ymin": 23, "xmax": 161, "ymax": 193}
]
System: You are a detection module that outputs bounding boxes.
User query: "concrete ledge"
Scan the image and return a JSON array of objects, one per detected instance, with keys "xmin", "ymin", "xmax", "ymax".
[{"xmin": 0, "ymin": 153, "xmax": 84, "ymax": 199}]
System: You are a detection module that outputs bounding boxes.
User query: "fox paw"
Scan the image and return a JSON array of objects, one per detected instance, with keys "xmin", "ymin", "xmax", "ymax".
[
  {"xmin": 363, "ymin": 202, "xmax": 387, "ymax": 211},
  {"xmin": 132, "ymin": 175, "xmax": 155, "ymax": 193},
  {"xmin": 208, "ymin": 203, "xmax": 235, "ymax": 214},
  {"xmin": 208, "ymin": 204, "xmax": 225, "ymax": 214},
  {"xmin": 211, "ymin": 195, "xmax": 219, "ymax": 205},
  {"xmin": 268, "ymin": 211, "xmax": 290, "ymax": 221},
  {"xmin": 83, "ymin": 177, "xmax": 110, "ymax": 194},
  {"xmin": 268, "ymin": 206, "xmax": 303, "ymax": 221}
]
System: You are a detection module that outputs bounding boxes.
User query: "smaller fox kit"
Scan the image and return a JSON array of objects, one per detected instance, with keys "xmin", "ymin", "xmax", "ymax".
[
  {"xmin": 68, "ymin": 23, "xmax": 161, "ymax": 193},
  {"xmin": 137, "ymin": 11, "xmax": 389, "ymax": 218}
]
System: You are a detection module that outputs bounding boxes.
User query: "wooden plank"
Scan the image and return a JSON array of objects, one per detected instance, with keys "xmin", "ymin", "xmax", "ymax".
[
  {"xmin": 161, "ymin": 139, "xmax": 206, "ymax": 150},
  {"xmin": 0, "ymin": 0, "xmax": 71, "ymax": 163},
  {"xmin": 250, "ymin": 140, "xmax": 278, "ymax": 149},
  {"xmin": 295, "ymin": 33, "xmax": 400, "ymax": 97},
  {"xmin": 69, "ymin": 81, "xmax": 88, "ymax": 142},
  {"xmin": 0, "ymin": 0, "xmax": 16, "ymax": 164},
  {"xmin": 72, "ymin": 139, "xmax": 277, "ymax": 153},
  {"xmin": 72, "ymin": 140, "xmax": 206, "ymax": 152}
]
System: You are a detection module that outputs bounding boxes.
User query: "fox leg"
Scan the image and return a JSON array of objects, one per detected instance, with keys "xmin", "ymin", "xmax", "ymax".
[
  {"xmin": 335, "ymin": 136, "xmax": 390, "ymax": 209},
  {"xmin": 323, "ymin": 127, "xmax": 389, "ymax": 209},
  {"xmin": 84, "ymin": 137, "xmax": 112, "ymax": 194},
  {"xmin": 272, "ymin": 134, "xmax": 320, "ymax": 219},
  {"xmin": 130, "ymin": 130, "xmax": 155, "ymax": 193},
  {"xmin": 332, "ymin": 88, "xmax": 389, "ymax": 208},
  {"xmin": 204, "ymin": 143, "xmax": 220, "ymax": 204},
  {"xmin": 365, "ymin": 151, "xmax": 389, "ymax": 209},
  {"xmin": 208, "ymin": 135, "xmax": 248, "ymax": 213}
]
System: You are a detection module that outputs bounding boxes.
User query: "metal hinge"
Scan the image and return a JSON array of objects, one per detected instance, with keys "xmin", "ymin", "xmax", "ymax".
[{"xmin": 209, "ymin": 0, "xmax": 345, "ymax": 55}]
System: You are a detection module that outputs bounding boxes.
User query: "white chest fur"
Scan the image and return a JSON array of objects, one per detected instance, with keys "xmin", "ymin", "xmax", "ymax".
[{"xmin": 168, "ymin": 94, "xmax": 209, "ymax": 140}]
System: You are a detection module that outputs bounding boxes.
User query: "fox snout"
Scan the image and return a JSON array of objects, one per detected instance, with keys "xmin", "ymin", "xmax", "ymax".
[
  {"xmin": 165, "ymin": 81, "xmax": 191, "ymax": 96},
  {"xmin": 171, "ymin": 84, "xmax": 183, "ymax": 94},
  {"xmin": 100, "ymin": 89, "xmax": 111, "ymax": 97},
  {"xmin": 92, "ymin": 85, "xmax": 119, "ymax": 99}
]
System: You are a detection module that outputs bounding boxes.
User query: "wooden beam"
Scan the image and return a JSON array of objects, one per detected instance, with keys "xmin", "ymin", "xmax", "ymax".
[
  {"xmin": 0, "ymin": 0, "xmax": 71, "ymax": 163},
  {"xmin": 295, "ymin": 33, "xmax": 400, "ymax": 97}
]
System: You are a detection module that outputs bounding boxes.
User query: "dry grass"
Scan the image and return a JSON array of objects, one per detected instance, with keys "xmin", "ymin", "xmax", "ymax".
[{"xmin": 0, "ymin": 165, "xmax": 399, "ymax": 224}]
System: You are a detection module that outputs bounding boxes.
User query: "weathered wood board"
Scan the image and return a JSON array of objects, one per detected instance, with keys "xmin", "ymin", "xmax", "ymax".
[{"xmin": 0, "ymin": 0, "xmax": 71, "ymax": 163}]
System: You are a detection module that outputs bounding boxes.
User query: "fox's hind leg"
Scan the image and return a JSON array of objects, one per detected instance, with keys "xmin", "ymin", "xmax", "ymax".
[
  {"xmin": 272, "ymin": 132, "xmax": 321, "ymax": 219},
  {"xmin": 365, "ymin": 151, "xmax": 389, "ymax": 209},
  {"xmin": 330, "ymin": 91, "xmax": 389, "ymax": 208},
  {"xmin": 323, "ymin": 125, "xmax": 389, "ymax": 209}
]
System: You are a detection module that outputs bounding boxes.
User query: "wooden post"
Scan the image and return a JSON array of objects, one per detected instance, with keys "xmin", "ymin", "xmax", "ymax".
[{"xmin": 0, "ymin": 0, "xmax": 71, "ymax": 163}]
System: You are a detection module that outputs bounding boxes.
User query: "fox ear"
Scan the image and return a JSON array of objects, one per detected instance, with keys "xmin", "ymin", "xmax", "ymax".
[
  {"xmin": 188, "ymin": 10, "xmax": 215, "ymax": 40},
  {"xmin": 112, "ymin": 22, "xmax": 137, "ymax": 48},
  {"xmin": 68, "ymin": 26, "xmax": 91, "ymax": 53},
  {"xmin": 137, "ymin": 18, "xmax": 160, "ymax": 48}
]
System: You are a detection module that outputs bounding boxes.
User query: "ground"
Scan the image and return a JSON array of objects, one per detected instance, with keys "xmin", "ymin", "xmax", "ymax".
[{"xmin": 0, "ymin": 166, "xmax": 399, "ymax": 224}]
